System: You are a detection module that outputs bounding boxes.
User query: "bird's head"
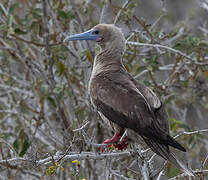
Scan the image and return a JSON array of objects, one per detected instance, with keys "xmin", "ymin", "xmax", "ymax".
[{"xmin": 64, "ymin": 24, "xmax": 126, "ymax": 55}]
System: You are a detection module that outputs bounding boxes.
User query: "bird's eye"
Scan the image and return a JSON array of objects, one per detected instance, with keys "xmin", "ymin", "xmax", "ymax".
[{"xmin": 94, "ymin": 30, "xmax": 99, "ymax": 34}]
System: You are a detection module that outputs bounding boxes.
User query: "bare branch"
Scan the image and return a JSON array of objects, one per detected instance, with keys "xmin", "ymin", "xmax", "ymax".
[
  {"xmin": 114, "ymin": 0, "xmax": 130, "ymax": 24},
  {"xmin": 72, "ymin": 121, "xmax": 90, "ymax": 132},
  {"xmin": 169, "ymin": 169, "xmax": 208, "ymax": 180},
  {"xmin": 0, "ymin": 84, "xmax": 33, "ymax": 96},
  {"xmin": 41, "ymin": 0, "xmax": 55, "ymax": 84},
  {"xmin": 38, "ymin": 151, "xmax": 132, "ymax": 165},
  {"xmin": 110, "ymin": 169, "xmax": 136, "ymax": 180},
  {"xmin": 174, "ymin": 129, "xmax": 208, "ymax": 139},
  {"xmin": 0, "ymin": 157, "xmax": 27, "ymax": 164},
  {"xmin": 127, "ymin": 41, "xmax": 208, "ymax": 65}
]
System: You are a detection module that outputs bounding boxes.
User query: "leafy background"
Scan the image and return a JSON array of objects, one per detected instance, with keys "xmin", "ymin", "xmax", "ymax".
[{"xmin": 0, "ymin": 0, "xmax": 208, "ymax": 179}]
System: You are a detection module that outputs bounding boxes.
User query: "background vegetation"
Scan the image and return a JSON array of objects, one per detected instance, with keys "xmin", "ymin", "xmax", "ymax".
[{"xmin": 0, "ymin": 0, "xmax": 208, "ymax": 179}]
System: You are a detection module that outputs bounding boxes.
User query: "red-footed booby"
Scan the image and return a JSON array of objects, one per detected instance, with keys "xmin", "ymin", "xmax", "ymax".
[{"xmin": 64, "ymin": 24, "xmax": 194, "ymax": 176}]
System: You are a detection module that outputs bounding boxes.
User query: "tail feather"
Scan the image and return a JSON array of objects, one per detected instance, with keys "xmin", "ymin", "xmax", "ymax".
[{"xmin": 167, "ymin": 135, "xmax": 186, "ymax": 152}]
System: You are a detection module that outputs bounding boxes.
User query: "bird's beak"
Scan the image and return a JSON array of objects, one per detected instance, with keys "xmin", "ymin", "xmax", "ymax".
[{"xmin": 64, "ymin": 29, "xmax": 100, "ymax": 42}]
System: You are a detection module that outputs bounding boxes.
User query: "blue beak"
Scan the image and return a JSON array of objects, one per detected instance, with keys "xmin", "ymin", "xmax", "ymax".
[{"xmin": 64, "ymin": 29, "xmax": 100, "ymax": 42}]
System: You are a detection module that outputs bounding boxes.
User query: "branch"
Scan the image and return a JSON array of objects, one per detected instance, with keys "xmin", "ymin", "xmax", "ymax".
[
  {"xmin": 0, "ymin": 152, "xmax": 132, "ymax": 166},
  {"xmin": 0, "ymin": 157, "xmax": 27, "ymax": 164},
  {"xmin": 41, "ymin": 0, "xmax": 55, "ymax": 84},
  {"xmin": 37, "ymin": 151, "xmax": 132, "ymax": 165},
  {"xmin": 133, "ymin": 16, "xmax": 153, "ymax": 41},
  {"xmin": 0, "ymin": 84, "xmax": 33, "ymax": 96},
  {"xmin": 133, "ymin": 145, "xmax": 150, "ymax": 180},
  {"xmin": 141, "ymin": 160, "xmax": 150, "ymax": 180},
  {"xmin": 0, "ymin": 70, "xmax": 31, "ymax": 87},
  {"xmin": 0, "ymin": 138, "xmax": 17, "ymax": 157},
  {"xmin": 126, "ymin": 41, "xmax": 208, "ymax": 65},
  {"xmin": 11, "ymin": 34, "xmax": 61, "ymax": 47},
  {"xmin": 174, "ymin": 129, "xmax": 208, "ymax": 139},
  {"xmin": 156, "ymin": 169, "xmax": 165, "ymax": 180},
  {"xmin": 114, "ymin": 0, "xmax": 130, "ymax": 24},
  {"xmin": 169, "ymin": 169, "xmax": 208, "ymax": 180},
  {"xmin": 203, "ymin": 154, "xmax": 208, "ymax": 168},
  {"xmin": 72, "ymin": 121, "xmax": 90, "ymax": 132},
  {"xmin": 110, "ymin": 169, "xmax": 136, "ymax": 180}
]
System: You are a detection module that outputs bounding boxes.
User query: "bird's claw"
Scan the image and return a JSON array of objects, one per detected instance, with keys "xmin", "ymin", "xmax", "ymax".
[{"xmin": 101, "ymin": 137, "xmax": 128, "ymax": 152}]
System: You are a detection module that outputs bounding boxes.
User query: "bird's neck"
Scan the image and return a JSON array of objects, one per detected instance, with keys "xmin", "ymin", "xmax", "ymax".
[{"xmin": 93, "ymin": 48, "xmax": 125, "ymax": 73}]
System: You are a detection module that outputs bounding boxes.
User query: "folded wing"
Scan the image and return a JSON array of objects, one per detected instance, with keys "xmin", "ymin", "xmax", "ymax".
[{"xmin": 90, "ymin": 70, "xmax": 186, "ymax": 153}]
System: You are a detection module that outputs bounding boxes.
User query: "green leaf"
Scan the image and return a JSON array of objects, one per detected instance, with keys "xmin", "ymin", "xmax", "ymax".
[
  {"xmin": 46, "ymin": 162, "xmax": 60, "ymax": 176},
  {"xmin": 58, "ymin": 61, "xmax": 65, "ymax": 76},
  {"xmin": 135, "ymin": 65, "xmax": 146, "ymax": 73},
  {"xmin": 14, "ymin": 28, "xmax": 27, "ymax": 35},
  {"xmin": 9, "ymin": 3, "xmax": 18, "ymax": 13},
  {"xmin": 19, "ymin": 139, "xmax": 30, "ymax": 157},
  {"xmin": 47, "ymin": 96, "xmax": 57, "ymax": 107},
  {"xmin": 86, "ymin": 50, "xmax": 93, "ymax": 62},
  {"xmin": 183, "ymin": 80, "xmax": 189, "ymax": 87},
  {"xmin": 58, "ymin": 10, "xmax": 74, "ymax": 20},
  {"xmin": 67, "ymin": 11, "xmax": 75, "ymax": 19},
  {"xmin": 128, "ymin": 2, "xmax": 137, "ymax": 9},
  {"xmin": 13, "ymin": 139, "xmax": 19, "ymax": 152},
  {"xmin": 53, "ymin": 84, "xmax": 64, "ymax": 94},
  {"xmin": 0, "ymin": 134, "xmax": 4, "ymax": 138},
  {"xmin": 169, "ymin": 117, "xmax": 184, "ymax": 132},
  {"xmin": 143, "ymin": 80, "xmax": 152, "ymax": 86},
  {"xmin": 7, "ymin": 15, "xmax": 14, "ymax": 35},
  {"xmin": 31, "ymin": 8, "xmax": 42, "ymax": 19},
  {"xmin": 46, "ymin": 165, "xmax": 57, "ymax": 176},
  {"xmin": 173, "ymin": 36, "xmax": 201, "ymax": 54},
  {"xmin": 0, "ymin": 24, "xmax": 7, "ymax": 32},
  {"xmin": 58, "ymin": 10, "xmax": 68, "ymax": 19}
]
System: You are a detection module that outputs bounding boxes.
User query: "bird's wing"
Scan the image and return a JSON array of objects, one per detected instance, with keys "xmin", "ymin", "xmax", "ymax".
[
  {"xmin": 90, "ymin": 70, "xmax": 186, "ymax": 152},
  {"xmin": 132, "ymin": 79, "xmax": 170, "ymax": 133},
  {"xmin": 133, "ymin": 80, "xmax": 161, "ymax": 109}
]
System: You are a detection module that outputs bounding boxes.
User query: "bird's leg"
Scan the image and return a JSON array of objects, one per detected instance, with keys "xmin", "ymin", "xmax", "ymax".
[
  {"xmin": 102, "ymin": 132, "xmax": 121, "ymax": 146},
  {"xmin": 101, "ymin": 132, "xmax": 128, "ymax": 152}
]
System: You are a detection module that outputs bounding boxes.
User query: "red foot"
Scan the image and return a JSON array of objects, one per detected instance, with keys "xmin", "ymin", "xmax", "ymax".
[
  {"xmin": 101, "ymin": 133, "xmax": 128, "ymax": 152},
  {"xmin": 103, "ymin": 132, "xmax": 121, "ymax": 144}
]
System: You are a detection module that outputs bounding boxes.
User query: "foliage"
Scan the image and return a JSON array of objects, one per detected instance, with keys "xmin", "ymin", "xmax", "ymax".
[{"xmin": 0, "ymin": 0, "xmax": 208, "ymax": 179}]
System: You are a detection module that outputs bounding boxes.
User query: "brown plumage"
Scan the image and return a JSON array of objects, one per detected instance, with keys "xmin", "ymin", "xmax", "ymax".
[{"xmin": 64, "ymin": 24, "xmax": 194, "ymax": 176}]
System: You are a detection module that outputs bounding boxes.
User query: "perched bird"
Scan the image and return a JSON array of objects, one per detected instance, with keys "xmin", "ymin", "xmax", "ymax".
[{"xmin": 64, "ymin": 24, "xmax": 194, "ymax": 176}]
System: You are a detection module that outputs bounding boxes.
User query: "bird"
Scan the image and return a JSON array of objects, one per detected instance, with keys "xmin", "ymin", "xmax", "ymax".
[{"xmin": 64, "ymin": 24, "xmax": 194, "ymax": 176}]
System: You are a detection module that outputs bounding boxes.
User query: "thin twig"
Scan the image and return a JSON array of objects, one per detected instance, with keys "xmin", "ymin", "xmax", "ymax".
[
  {"xmin": 174, "ymin": 129, "xmax": 208, "ymax": 139},
  {"xmin": 168, "ymin": 169, "xmax": 208, "ymax": 180},
  {"xmin": 114, "ymin": 0, "xmax": 130, "ymax": 24},
  {"xmin": 0, "ymin": 157, "xmax": 27, "ymax": 164},
  {"xmin": 11, "ymin": 34, "xmax": 61, "ymax": 47},
  {"xmin": 110, "ymin": 169, "xmax": 136, "ymax": 180},
  {"xmin": 0, "ymin": 84, "xmax": 33, "ymax": 96},
  {"xmin": 133, "ymin": 16, "xmax": 153, "ymax": 41},
  {"xmin": 202, "ymin": 154, "xmax": 208, "ymax": 169},
  {"xmin": 127, "ymin": 41, "xmax": 208, "ymax": 65},
  {"xmin": 73, "ymin": 121, "xmax": 90, "ymax": 132}
]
